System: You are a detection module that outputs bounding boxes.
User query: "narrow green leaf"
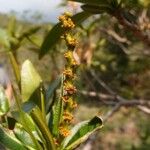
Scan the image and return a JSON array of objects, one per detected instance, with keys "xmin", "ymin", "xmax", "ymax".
[
  {"xmin": 51, "ymin": 96, "xmax": 63, "ymax": 137},
  {"xmin": 21, "ymin": 60, "xmax": 42, "ymax": 102},
  {"xmin": 46, "ymin": 75, "xmax": 61, "ymax": 112},
  {"xmin": 0, "ymin": 126, "xmax": 26, "ymax": 150},
  {"xmin": 31, "ymin": 107, "xmax": 56, "ymax": 150},
  {"xmin": 0, "ymin": 28, "xmax": 10, "ymax": 49},
  {"xmin": 71, "ymin": 0, "xmax": 109, "ymax": 5},
  {"xmin": 19, "ymin": 26, "xmax": 41, "ymax": 41},
  {"xmin": 40, "ymin": 11, "xmax": 91, "ymax": 58},
  {"xmin": 0, "ymin": 86, "xmax": 9, "ymax": 116},
  {"xmin": 8, "ymin": 16, "xmax": 16, "ymax": 37},
  {"xmin": 81, "ymin": 4, "xmax": 112, "ymax": 14},
  {"xmin": 40, "ymin": 84, "xmax": 46, "ymax": 121},
  {"xmin": 21, "ymin": 101, "xmax": 36, "ymax": 113},
  {"xmin": 62, "ymin": 116, "xmax": 103, "ymax": 150},
  {"xmin": 50, "ymin": 76, "xmax": 64, "ymax": 136}
]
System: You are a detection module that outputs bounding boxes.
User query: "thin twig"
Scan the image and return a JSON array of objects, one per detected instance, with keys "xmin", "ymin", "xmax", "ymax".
[
  {"xmin": 113, "ymin": 10, "xmax": 150, "ymax": 47},
  {"xmin": 89, "ymin": 70, "xmax": 150, "ymax": 118}
]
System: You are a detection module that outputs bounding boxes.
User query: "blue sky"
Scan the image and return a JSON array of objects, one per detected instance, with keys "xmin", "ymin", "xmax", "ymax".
[{"xmin": 0, "ymin": 0, "xmax": 64, "ymax": 22}]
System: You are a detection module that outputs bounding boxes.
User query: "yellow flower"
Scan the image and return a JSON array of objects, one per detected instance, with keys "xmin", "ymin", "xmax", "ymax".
[
  {"xmin": 59, "ymin": 13, "xmax": 75, "ymax": 29},
  {"xmin": 66, "ymin": 34, "xmax": 78, "ymax": 47},
  {"xmin": 59, "ymin": 126, "xmax": 71, "ymax": 137},
  {"xmin": 62, "ymin": 95, "xmax": 69, "ymax": 102},
  {"xmin": 63, "ymin": 111, "xmax": 74, "ymax": 122},
  {"xmin": 64, "ymin": 81, "xmax": 77, "ymax": 95},
  {"xmin": 63, "ymin": 68, "xmax": 74, "ymax": 78}
]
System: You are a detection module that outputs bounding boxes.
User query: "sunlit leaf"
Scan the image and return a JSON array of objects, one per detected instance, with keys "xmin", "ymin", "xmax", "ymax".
[
  {"xmin": 0, "ymin": 126, "xmax": 26, "ymax": 150},
  {"xmin": 0, "ymin": 86, "xmax": 9, "ymax": 116},
  {"xmin": 14, "ymin": 123, "xmax": 37, "ymax": 149},
  {"xmin": 61, "ymin": 116, "xmax": 103, "ymax": 150},
  {"xmin": 21, "ymin": 60, "xmax": 42, "ymax": 102}
]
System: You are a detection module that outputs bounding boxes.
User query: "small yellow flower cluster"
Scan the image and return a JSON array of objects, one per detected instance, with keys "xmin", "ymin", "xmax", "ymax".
[
  {"xmin": 61, "ymin": 96, "xmax": 77, "ymax": 108},
  {"xmin": 66, "ymin": 34, "xmax": 78, "ymax": 48},
  {"xmin": 64, "ymin": 51, "xmax": 78, "ymax": 67},
  {"xmin": 59, "ymin": 12, "xmax": 75, "ymax": 29},
  {"xmin": 62, "ymin": 95, "xmax": 70, "ymax": 102},
  {"xmin": 69, "ymin": 99, "xmax": 78, "ymax": 108},
  {"xmin": 63, "ymin": 111, "xmax": 74, "ymax": 122},
  {"xmin": 64, "ymin": 81, "xmax": 77, "ymax": 95},
  {"xmin": 58, "ymin": 12, "xmax": 78, "ymax": 139},
  {"xmin": 59, "ymin": 126, "xmax": 71, "ymax": 137},
  {"xmin": 63, "ymin": 68, "xmax": 74, "ymax": 78}
]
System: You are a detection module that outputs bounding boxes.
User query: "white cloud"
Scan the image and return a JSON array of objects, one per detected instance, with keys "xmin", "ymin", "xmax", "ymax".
[
  {"xmin": 0, "ymin": 0, "xmax": 61, "ymax": 13},
  {"xmin": 0, "ymin": 0, "xmax": 63, "ymax": 22}
]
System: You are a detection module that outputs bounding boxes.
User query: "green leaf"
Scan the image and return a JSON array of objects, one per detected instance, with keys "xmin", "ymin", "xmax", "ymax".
[
  {"xmin": 21, "ymin": 60, "xmax": 42, "ymax": 102},
  {"xmin": 40, "ymin": 11, "xmax": 91, "ymax": 58},
  {"xmin": 0, "ymin": 28, "xmax": 10, "ymax": 49},
  {"xmin": 14, "ymin": 123, "xmax": 37, "ymax": 149},
  {"xmin": 81, "ymin": 4, "xmax": 112, "ymax": 14},
  {"xmin": 0, "ymin": 126, "xmax": 26, "ymax": 150},
  {"xmin": 50, "ymin": 76, "xmax": 64, "ymax": 136},
  {"xmin": 30, "ymin": 107, "xmax": 56, "ymax": 150},
  {"xmin": 21, "ymin": 101, "xmax": 36, "ymax": 113},
  {"xmin": 71, "ymin": 0, "xmax": 109, "ymax": 5},
  {"xmin": 0, "ymin": 86, "xmax": 9, "ymax": 116},
  {"xmin": 18, "ymin": 112, "xmax": 37, "ymax": 131},
  {"xmin": 19, "ymin": 26, "xmax": 41, "ymax": 41},
  {"xmin": 8, "ymin": 16, "xmax": 16, "ymax": 37},
  {"xmin": 51, "ymin": 96, "xmax": 63, "ymax": 137},
  {"xmin": 12, "ymin": 111, "xmax": 42, "ymax": 150},
  {"xmin": 61, "ymin": 116, "xmax": 103, "ymax": 150},
  {"xmin": 46, "ymin": 75, "xmax": 61, "ymax": 112}
]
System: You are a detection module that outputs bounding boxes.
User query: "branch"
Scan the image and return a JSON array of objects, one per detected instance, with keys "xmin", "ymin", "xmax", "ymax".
[
  {"xmin": 80, "ymin": 90, "xmax": 150, "ymax": 107},
  {"xmin": 113, "ymin": 10, "xmax": 150, "ymax": 47},
  {"xmin": 88, "ymin": 70, "xmax": 150, "ymax": 118}
]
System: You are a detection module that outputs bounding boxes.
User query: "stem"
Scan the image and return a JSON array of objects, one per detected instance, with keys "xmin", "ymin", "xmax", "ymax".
[
  {"xmin": 31, "ymin": 107, "xmax": 56, "ymax": 150},
  {"xmin": 40, "ymin": 84, "xmax": 46, "ymax": 122},
  {"xmin": 8, "ymin": 51, "xmax": 20, "ymax": 86}
]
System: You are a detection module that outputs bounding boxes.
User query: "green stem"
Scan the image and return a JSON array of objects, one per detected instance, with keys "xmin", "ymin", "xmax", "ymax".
[
  {"xmin": 31, "ymin": 107, "xmax": 56, "ymax": 150},
  {"xmin": 40, "ymin": 85, "xmax": 46, "ymax": 122},
  {"xmin": 8, "ymin": 51, "xmax": 20, "ymax": 86}
]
